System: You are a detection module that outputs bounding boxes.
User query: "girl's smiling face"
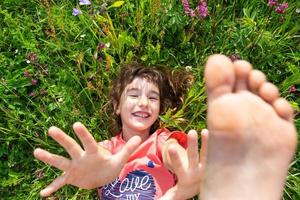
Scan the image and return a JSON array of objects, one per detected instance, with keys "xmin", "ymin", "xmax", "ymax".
[{"xmin": 117, "ymin": 77, "xmax": 160, "ymax": 140}]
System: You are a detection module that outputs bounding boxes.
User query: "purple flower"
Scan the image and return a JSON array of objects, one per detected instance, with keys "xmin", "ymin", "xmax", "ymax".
[
  {"xmin": 35, "ymin": 169, "xmax": 44, "ymax": 180},
  {"xmin": 29, "ymin": 92, "xmax": 36, "ymax": 97},
  {"xmin": 268, "ymin": 0, "xmax": 277, "ymax": 7},
  {"xmin": 197, "ymin": 0, "xmax": 209, "ymax": 18},
  {"xmin": 26, "ymin": 52, "xmax": 37, "ymax": 62},
  {"xmin": 229, "ymin": 54, "xmax": 240, "ymax": 62},
  {"xmin": 23, "ymin": 70, "xmax": 31, "ymax": 77},
  {"xmin": 79, "ymin": 0, "xmax": 91, "ymax": 5},
  {"xmin": 182, "ymin": 0, "xmax": 195, "ymax": 17},
  {"xmin": 97, "ymin": 42, "xmax": 106, "ymax": 53},
  {"xmin": 275, "ymin": 3, "xmax": 288, "ymax": 14},
  {"xmin": 40, "ymin": 89, "xmax": 48, "ymax": 96},
  {"xmin": 72, "ymin": 8, "xmax": 82, "ymax": 16},
  {"xmin": 288, "ymin": 85, "xmax": 297, "ymax": 93},
  {"xmin": 31, "ymin": 79, "xmax": 38, "ymax": 85}
]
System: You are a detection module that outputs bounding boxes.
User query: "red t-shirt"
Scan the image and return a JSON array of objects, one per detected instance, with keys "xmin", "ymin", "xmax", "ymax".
[{"xmin": 98, "ymin": 128, "xmax": 187, "ymax": 200}]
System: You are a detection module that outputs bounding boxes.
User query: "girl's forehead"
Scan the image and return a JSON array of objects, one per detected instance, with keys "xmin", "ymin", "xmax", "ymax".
[{"xmin": 125, "ymin": 77, "xmax": 159, "ymax": 92}]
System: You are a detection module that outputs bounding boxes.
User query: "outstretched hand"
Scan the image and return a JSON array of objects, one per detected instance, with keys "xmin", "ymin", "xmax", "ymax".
[
  {"xmin": 33, "ymin": 122, "xmax": 141, "ymax": 197},
  {"xmin": 160, "ymin": 129, "xmax": 208, "ymax": 200}
]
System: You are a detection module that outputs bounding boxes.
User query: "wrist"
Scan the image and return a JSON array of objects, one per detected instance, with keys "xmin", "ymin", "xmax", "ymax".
[{"xmin": 160, "ymin": 186, "xmax": 187, "ymax": 200}]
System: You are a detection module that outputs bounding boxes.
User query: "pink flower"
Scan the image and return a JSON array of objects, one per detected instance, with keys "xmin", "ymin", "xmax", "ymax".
[
  {"xmin": 268, "ymin": 0, "xmax": 277, "ymax": 7},
  {"xmin": 182, "ymin": 0, "xmax": 196, "ymax": 17},
  {"xmin": 31, "ymin": 79, "xmax": 38, "ymax": 85},
  {"xmin": 197, "ymin": 0, "xmax": 209, "ymax": 17},
  {"xmin": 23, "ymin": 70, "xmax": 31, "ymax": 77},
  {"xmin": 275, "ymin": 3, "xmax": 288, "ymax": 14},
  {"xmin": 229, "ymin": 54, "xmax": 240, "ymax": 62},
  {"xmin": 29, "ymin": 92, "xmax": 36, "ymax": 97},
  {"xmin": 26, "ymin": 52, "xmax": 37, "ymax": 62},
  {"xmin": 288, "ymin": 85, "xmax": 297, "ymax": 93},
  {"xmin": 97, "ymin": 42, "xmax": 106, "ymax": 53}
]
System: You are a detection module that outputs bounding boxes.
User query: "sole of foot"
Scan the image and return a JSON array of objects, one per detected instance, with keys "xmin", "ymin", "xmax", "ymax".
[{"xmin": 200, "ymin": 54, "xmax": 297, "ymax": 200}]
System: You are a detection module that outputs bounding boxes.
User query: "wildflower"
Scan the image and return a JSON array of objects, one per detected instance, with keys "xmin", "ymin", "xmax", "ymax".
[
  {"xmin": 185, "ymin": 66, "xmax": 192, "ymax": 71},
  {"xmin": 26, "ymin": 52, "xmax": 37, "ymax": 62},
  {"xmin": 97, "ymin": 42, "xmax": 106, "ymax": 53},
  {"xmin": 229, "ymin": 54, "xmax": 240, "ymax": 62},
  {"xmin": 100, "ymin": 3, "xmax": 107, "ymax": 14},
  {"xmin": 35, "ymin": 168, "xmax": 44, "ymax": 180},
  {"xmin": 31, "ymin": 79, "xmax": 38, "ymax": 85},
  {"xmin": 268, "ymin": 0, "xmax": 277, "ymax": 7},
  {"xmin": 296, "ymin": 8, "xmax": 300, "ymax": 13},
  {"xmin": 23, "ymin": 70, "xmax": 31, "ymax": 77},
  {"xmin": 275, "ymin": 3, "xmax": 288, "ymax": 14},
  {"xmin": 288, "ymin": 85, "xmax": 297, "ymax": 93},
  {"xmin": 182, "ymin": 0, "xmax": 196, "ymax": 17},
  {"xmin": 40, "ymin": 89, "xmax": 48, "ymax": 96},
  {"xmin": 72, "ymin": 8, "xmax": 82, "ymax": 16},
  {"xmin": 79, "ymin": 0, "xmax": 91, "ymax": 5},
  {"xmin": 29, "ymin": 92, "xmax": 36, "ymax": 97},
  {"xmin": 197, "ymin": 0, "xmax": 209, "ymax": 18}
]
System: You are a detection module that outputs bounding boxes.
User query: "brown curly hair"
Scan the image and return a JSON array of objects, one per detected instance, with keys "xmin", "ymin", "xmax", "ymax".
[{"xmin": 109, "ymin": 62, "xmax": 194, "ymax": 134}]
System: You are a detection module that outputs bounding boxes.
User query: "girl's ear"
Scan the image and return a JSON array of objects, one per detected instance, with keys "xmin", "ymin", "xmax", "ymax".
[
  {"xmin": 115, "ymin": 107, "xmax": 120, "ymax": 115},
  {"xmin": 113, "ymin": 100, "xmax": 120, "ymax": 115}
]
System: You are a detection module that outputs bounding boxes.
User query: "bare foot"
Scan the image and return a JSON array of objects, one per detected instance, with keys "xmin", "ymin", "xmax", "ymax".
[{"xmin": 200, "ymin": 55, "xmax": 297, "ymax": 200}]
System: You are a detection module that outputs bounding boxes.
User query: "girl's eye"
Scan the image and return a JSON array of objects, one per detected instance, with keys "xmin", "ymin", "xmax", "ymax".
[
  {"xmin": 149, "ymin": 97, "xmax": 159, "ymax": 100},
  {"xmin": 128, "ymin": 94, "xmax": 138, "ymax": 98}
]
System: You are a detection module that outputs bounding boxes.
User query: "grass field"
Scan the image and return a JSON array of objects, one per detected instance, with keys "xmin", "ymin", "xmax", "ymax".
[{"xmin": 0, "ymin": 0, "xmax": 299, "ymax": 199}]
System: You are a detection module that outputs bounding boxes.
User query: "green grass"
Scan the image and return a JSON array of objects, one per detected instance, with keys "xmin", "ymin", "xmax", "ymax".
[{"xmin": 0, "ymin": 0, "xmax": 299, "ymax": 199}]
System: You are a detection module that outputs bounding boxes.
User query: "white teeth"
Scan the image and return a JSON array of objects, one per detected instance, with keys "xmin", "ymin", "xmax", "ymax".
[{"xmin": 133, "ymin": 112, "xmax": 150, "ymax": 118}]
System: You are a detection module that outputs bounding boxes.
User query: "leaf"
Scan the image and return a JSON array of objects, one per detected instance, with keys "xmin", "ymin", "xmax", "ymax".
[{"xmin": 109, "ymin": 1, "xmax": 125, "ymax": 9}]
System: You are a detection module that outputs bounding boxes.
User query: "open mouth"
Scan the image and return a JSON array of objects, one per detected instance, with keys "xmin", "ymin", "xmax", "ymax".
[{"xmin": 132, "ymin": 112, "xmax": 150, "ymax": 118}]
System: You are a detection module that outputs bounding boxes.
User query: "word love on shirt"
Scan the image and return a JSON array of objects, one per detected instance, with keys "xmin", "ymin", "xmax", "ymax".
[{"xmin": 101, "ymin": 170, "xmax": 156, "ymax": 200}]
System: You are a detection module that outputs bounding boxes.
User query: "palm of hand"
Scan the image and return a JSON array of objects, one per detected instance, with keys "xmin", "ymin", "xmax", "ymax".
[
  {"xmin": 161, "ymin": 130, "xmax": 208, "ymax": 200},
  {"xmin": 34, "ymin": 122, "xmax": 141, "ymax": 197}
]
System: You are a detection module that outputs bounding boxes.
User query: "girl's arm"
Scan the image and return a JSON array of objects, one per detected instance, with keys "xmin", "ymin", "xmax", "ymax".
[
  {"xmin": 161, "ymin": 129, "xmax": 208, "ymax": 200},
  {"xmin": 33, "ymin": 122, "xmax": 141, "ymax": 197}
]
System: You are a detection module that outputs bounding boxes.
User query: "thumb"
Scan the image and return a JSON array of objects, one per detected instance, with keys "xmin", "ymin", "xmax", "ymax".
[{"xmin": 114, "ymin": 136, "xmax": 142, "ymax": 164}]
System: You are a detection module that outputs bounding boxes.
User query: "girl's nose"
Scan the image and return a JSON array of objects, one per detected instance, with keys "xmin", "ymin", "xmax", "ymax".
[{"xmin": 138, "ymin": 95, "xmax": 148, "ymax": 107}]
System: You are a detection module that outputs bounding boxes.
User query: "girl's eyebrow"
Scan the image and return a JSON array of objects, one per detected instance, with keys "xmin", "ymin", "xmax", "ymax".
[
  {"xmin": 149, "ymin": 90, "xmax": 160, "ymax": 96},
  {"xmin": 126, "ymin": 88, "xmax": 159, "ymax": 96}
]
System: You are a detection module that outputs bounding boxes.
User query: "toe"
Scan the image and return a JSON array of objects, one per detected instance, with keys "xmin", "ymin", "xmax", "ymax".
[
  {"xmin": 259, "ymin": 82, "xmax": 279, "ymax": 103},
  {"xmin": 248, "ymin": 70, "xmax": 266, "ymax": 93},
  {"xmin": 233, "ymin": 60, "xmax": 252, "ymax": 92},
  {"xmin": 205, "ymin": 54, "xmax": 235, "ymax": 101},
  {"xmin": 273, "ymin": 98, "xmax": 294, "ymax": 122}
]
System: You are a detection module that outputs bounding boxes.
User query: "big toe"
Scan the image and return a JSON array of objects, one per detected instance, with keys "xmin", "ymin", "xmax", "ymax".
[{"xmin": 205, "ymin": 54, "xmax": 235, "ymax": 101}]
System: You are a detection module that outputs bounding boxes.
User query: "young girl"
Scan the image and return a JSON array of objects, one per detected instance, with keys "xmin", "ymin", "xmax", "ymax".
[
  {"xmin": 34, "ymin": 54, "xmax": 297, "ymax": 200},
  {"xmin": 33, "ymin": 62, "xmax": 208, "ymax": 199}
]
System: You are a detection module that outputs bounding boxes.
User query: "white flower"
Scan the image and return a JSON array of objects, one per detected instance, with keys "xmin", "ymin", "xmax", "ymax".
[{"xmin": 185, "ymin": 66, "xmax": 192, "ymax": 71}]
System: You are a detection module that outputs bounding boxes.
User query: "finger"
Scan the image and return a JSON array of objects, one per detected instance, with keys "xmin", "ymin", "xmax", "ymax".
[
  {"xmin": 48, "ymin": 126, "xmax": 83, "ymax": 159},
  {"xmin": 200, "ymin": 129, "xmax": 209, "ymax": 166},
  {"xmin": 187, "ymin": 130, "xmax": 199, "ymax": 168},
  {"xmin": 168, "ymin": 143, "xmax": 184, "ymax": 175},
  {"xmin": 34, "ymin": 148, "xmax": 71, "ymax": 171},
  {"xmin": 40, "ymin": 175, "xmax": 67, "ymax": 197},
  {"xmin": 114, "ymin": 136, "xmax": 141, "ymax": 164},
  {"xmin": 73, "ymin": 122, "xmax": 98, "ymax": 153}
]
